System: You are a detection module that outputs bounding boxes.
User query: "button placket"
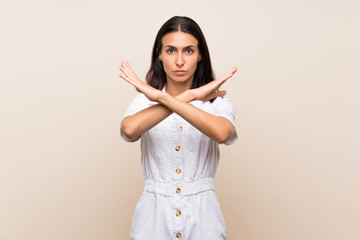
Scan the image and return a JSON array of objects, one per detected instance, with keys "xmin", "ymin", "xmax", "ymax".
[
  {"xmin": 171, "ymin": 118, "xmax": 184, "ymax": 237},
  {"xmin": 172, "ymin": 121, "xmax": 183, "ymax": 190}
]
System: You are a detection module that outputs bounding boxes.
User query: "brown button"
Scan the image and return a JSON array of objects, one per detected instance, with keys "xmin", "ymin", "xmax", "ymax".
[
  {"xmin": 176, "ymin": 210, "xmax": 181, "ymax": 217},
  {"xmin": 176, "ymin": 188, "xmax": 181, "ymax": 194},
  {"xmin": 175, "ymin": 146, "xmax": 181, "ymax": 151},
  {"xmin": 176, "ymin": 232, "xmax": 182, "ymax": 238},
  {"xmin": 180, "ymin": 126, "xmax": 183, "ymax": 131},
  {"xmin": 175, "ymin": 168, "xmax": 182, "ymax": 174}
]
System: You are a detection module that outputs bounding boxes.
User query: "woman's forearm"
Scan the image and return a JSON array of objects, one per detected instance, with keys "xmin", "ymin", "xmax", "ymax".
[
  {"xmin": 157, "ymin": 92, "xmax": 234, "ymax": 144},
  {"xmin": 120, "ymin": 91, "xmax": 195, "ymax": 140}
]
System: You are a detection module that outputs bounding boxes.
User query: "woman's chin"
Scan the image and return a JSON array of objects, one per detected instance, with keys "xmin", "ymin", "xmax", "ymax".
[{"xmin": 167, "ymin": 75, "xmax": 194, "ymax": 84}]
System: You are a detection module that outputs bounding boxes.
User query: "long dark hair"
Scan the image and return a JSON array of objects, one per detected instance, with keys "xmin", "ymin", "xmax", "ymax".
[{"xmin": 146, "ymin": 16, "xmax": 215, "ymax": 90}]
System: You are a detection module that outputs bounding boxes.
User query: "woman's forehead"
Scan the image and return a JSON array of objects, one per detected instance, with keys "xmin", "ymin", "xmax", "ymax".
[{"xmin": 162, "ymin": 31, "xmax": 198, "ymax": 48}]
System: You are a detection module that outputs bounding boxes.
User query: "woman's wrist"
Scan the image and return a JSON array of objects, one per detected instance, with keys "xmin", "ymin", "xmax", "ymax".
[
  {"xmin": 157, "ymin": 89, "xmax": 196, "ymax": 106},
  {"xmin": 177, "ymin": 89, "xmax": 196, "ymax": 103}
]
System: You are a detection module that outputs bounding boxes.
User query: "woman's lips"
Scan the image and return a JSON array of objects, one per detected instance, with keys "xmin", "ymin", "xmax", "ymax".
[{"xmin": 174, "ymin": 70, "xmax": 187, "ymax": 76}]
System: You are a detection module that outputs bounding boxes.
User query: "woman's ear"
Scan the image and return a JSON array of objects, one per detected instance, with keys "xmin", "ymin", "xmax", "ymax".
[
  {"xmin": 198, "ymin": 54, "xmax": 202, "ymax": 62},
  {"xmin": 158, "ymin": 53, "xmax": 162, "ymax": 61}
]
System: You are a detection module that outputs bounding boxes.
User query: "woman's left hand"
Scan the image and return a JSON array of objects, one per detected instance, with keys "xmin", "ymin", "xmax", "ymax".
[
  {"xmin": 119, "ymin": 61, "xmax": 162, "ymax": 102},
  {"xmin": 190, "ymin": 67, "xmax": 237, "ymax": 101}
]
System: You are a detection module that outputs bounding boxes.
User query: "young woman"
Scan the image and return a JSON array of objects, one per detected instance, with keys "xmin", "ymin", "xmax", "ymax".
[{"xmin": 119, "ymin": 16, "xmax": 238, "ymax": 240}]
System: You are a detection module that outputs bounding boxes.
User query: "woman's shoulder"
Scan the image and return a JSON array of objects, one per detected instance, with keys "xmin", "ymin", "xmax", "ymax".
[
  {"xmin": 128, "ymin": 93, "xmax": 157, "ymax": 105},
  {"xmin": 194, "ymin": 96, "xmax": 235, "ymax": 113},
  {"xmin": 210, "ymin": 96, "xmax": 234, "ymax": 108},
  {"xmin": 130, "ymin": 93, "xmax": 148, "ymax": 102},
  {"xmin": 214, "ymin": 96, "xmax": 232, "ymax": 103},
  {"xmin": 192, "ymin": 96, "xmax": 233, "ymax": 106},
  {"xmin": 124, "ymin": 93, "xmax": 155, "ymax": 115}
]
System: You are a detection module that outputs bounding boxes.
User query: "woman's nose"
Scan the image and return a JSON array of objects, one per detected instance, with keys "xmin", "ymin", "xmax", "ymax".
[{"xmin": 176, "ymin": 53, "xmax": 184, "ymax": 67}]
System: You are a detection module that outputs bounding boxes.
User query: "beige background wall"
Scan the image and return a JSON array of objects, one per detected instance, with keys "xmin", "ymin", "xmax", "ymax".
[{"xmin": 1, "ymin": 0, "xmax": 359, "ymax": 239}]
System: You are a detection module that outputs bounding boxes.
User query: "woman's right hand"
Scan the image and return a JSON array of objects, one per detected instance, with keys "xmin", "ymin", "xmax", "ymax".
[
  {"xmin": 119, "ymin": 61, "xmax": 163, "ymax": 102},
  {"xmin": 189, "ymin": 67, "xmax": 237, "ymax": 101}
]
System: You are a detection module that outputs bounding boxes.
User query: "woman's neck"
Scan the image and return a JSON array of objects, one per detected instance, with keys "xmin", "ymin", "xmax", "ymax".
[{"xmin": 165, "ymin": 79, "xmax": 193, "ymax": 97}]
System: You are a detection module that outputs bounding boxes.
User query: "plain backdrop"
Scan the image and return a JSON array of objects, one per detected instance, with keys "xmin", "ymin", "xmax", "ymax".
[{"xmin": 1, "ymin": 0, "xmax": 359, "ymax": 239}]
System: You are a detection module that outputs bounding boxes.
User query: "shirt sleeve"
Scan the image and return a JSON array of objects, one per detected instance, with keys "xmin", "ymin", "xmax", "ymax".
[
  {"xmin": 120, "ymin": 94, "xmax": 152, "ymax": 142},
  {"xmin": 213, "ymin": 97, "xmax": 238, "ymax": 145}
]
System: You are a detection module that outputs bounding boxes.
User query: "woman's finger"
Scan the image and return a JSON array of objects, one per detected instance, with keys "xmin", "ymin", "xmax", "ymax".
[
  {"xmin": 124, "ymin": 61, "xmax": 137, "ymax": 76},
  {"xmin": 123, "ymin": 61, "xmax": 139, "ymax": 79},
  {"xmin": 119, "ymin": 63, "xmax": 129, "ymax": 77},
  {"xmin": 212, "ymin": 90, "xmax": 227, "ymax": 98},
  {"xmin": 120, "ymin": 72, "xmax": 143, "ymax": 91},
  {"xmin": 119, "ymin": 72, "xmax": 131, "ymax": 83},
  {"xmin": 220, "ymin": 67, "xmax": 237, "ymax": 81},
  {"xmin": 120, "ymin": 61, "xmax": 134, "ymax": 79},
  {"xmin": 119, "ymin": 68, "xmax": 138, "ymax": 86},
  {"xmin": 229, "ymin": 67, "xmax": 237, "ymax": 75},
  {"xmin": 204, "ymin": 90, "xmax": 227, "ymax": 101}
]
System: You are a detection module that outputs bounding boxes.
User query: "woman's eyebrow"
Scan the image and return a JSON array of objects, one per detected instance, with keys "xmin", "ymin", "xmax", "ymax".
[{"xmin": 164, "ymin": 45, "xmax": 196, "ymax": 48}]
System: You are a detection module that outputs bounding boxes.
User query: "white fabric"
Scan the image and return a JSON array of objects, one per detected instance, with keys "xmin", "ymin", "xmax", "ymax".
[{"xmin": 121, "ymin": 93, "xmax": 238, "ymax": 240}]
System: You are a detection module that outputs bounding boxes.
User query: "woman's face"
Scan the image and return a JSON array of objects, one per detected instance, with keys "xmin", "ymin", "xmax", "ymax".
[{"xmin": 159, "ymin": 31, "xmax": 201, "ymax": 87}]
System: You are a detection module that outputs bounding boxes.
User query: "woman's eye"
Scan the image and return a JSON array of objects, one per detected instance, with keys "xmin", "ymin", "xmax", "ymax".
[
  {"xmin": 167, "ymin": 49, "xmax": 175, "ymax": 54},
  {"xmin": 185, "ymin": 49, "xmax": 193, "ymax": 54}
]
